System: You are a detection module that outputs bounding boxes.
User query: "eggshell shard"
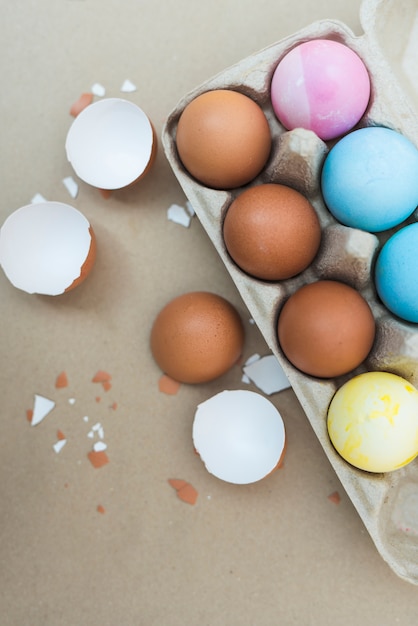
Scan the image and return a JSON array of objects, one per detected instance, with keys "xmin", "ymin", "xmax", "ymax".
[
  {"xmin": 223, "ymin": 183, "xmax": 321, "ymax": 280},
  {"xmin": 150, "ymin": 291, "xmax": 245, "ymax": 384},
  {"xmin": 271, "ymin": 39, "xmax": 370, "ymax": 140},
  {"xmin": 69, "ymin": 92, "xmax": 93, "ymax": 117},
  {"xmin": 193, "ymin": 389, "xmax": 286, "ymax": 484},
  {"xmin": 175, "ymin": 89, "xmax": 272, "ymax": 189},
  {"xmin": 65, "ymin": 97, "xmax": 156, "ymax": 190},
  {"xmin": 327, "ymin": 372, "xmax": 418, "ymax": 473},
  {"xmin": 277, "ymin": 280, "xmax": 376, "ymax": 378},
  {"xmin": 0, "ymin": 201, "xmax": 95, "ymax": 295},
  {"xmin": 242, "ymin": 354, "xmax": 290, "ymax": 395}
]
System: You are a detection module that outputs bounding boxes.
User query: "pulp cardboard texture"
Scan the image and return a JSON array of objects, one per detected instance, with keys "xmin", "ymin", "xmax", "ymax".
[
  {"xmin": 164, "ymin": 0, "xmax": 418, "ymax": 583},
  {"xmin": 163, "ymin": 0, "xmax": 418, "ymax": 586},
  {"xmin": 2, "ymin": 1, "xmax": 418, "ymax": 625}
]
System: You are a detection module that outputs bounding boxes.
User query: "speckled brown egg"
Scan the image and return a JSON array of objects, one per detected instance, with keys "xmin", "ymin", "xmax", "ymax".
[
  {"xmin": 277, "ymin": 280, "xmax": 375, "ymax": 378},
  {"xmin": 223, "ymin": 183, "xmax": 321, "ymax": 280},
  {"xmin": 150, "ymin": 291, "xmax": 245, "ymax": 383},
  {"xmin": 175, "ymin": 89, "xmax": 271, "ymax": 189}
]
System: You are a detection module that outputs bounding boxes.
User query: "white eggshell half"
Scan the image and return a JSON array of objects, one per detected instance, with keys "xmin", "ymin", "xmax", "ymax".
[
  {"xmin": 0, "ymin": 201, "xmax": 92, "ymax": 295},
  {"xmin": 65, "ymin": 97, "xmax": 154, "ymax": 189},
  {"xmin": 193, "ymin": 389, "xmax": 286, "ymax": 484}
]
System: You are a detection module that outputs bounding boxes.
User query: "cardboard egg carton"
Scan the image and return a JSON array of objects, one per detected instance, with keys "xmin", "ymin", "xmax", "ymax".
[{"xmin": 162, "ymin": 0, "xmax": 418, "ymax": 584}]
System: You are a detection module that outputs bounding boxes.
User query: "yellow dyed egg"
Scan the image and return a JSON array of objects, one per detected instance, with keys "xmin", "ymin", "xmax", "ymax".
[{"xmin": 327, "ymin": 372, "xmax": 418, "ymax": 473}]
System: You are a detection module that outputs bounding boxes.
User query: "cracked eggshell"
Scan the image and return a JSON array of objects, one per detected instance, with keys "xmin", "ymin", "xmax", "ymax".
[
  {"xmin": 193, "ymin": 389, "xmax": 286, "ymax": 484},
  {"xmin": 0, "ymin": 201, "xmax": 96, "ymax": 295},
  {"xmin": 65, "ymin": 98, "xmax": 156, "ymax": 190}
]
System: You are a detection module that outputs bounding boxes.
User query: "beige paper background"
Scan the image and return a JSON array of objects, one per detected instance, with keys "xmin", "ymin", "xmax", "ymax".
[{"xmin": 1, "ymin": 1, "xmax": 418, "ymax": 624}]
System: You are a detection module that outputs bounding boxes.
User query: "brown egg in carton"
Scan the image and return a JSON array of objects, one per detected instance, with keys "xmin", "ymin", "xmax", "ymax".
[{"xmin": 162, "ymin": 0, "xmax": 418, "ymax": 584}]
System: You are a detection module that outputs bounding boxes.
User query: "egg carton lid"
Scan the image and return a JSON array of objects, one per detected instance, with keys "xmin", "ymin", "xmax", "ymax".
[{"xmin": 162, "ymin": 0, "xmax": 418, "ymax": 584}]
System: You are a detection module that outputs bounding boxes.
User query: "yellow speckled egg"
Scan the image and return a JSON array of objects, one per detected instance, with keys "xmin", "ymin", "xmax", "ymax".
[{"xmin": 327, "ymin": 372, "xmax": 418, "ymax": 473}]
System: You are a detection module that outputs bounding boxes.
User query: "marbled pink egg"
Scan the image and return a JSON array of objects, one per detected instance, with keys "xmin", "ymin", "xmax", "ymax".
[{"xmin": 270, "ymin": 39, "xmax": 370, "ymax": 141}]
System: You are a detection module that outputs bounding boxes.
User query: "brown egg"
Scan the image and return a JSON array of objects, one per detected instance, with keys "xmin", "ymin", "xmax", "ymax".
[
  {"xmin": 223, "ymin": 183, "xmax": 321, "ymax": 280},
  {"xmin": 150, "ymin": 291, "xmax": 245, "ymax": 383},
  {"xmin": 175, "ymin": 89, "xmax": 271, "ymax": 189},
  {"xmin": 277, "ymin": 280, "xmax": 375, "ymax": 378}
]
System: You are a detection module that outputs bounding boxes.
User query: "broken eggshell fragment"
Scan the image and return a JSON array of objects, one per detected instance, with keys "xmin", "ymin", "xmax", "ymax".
[
  {"xmin": 0, "ymin": 201, "xmax": 96, "ymax": 295},
  {"xmin": 65, "ymin": 97, "xmax": 157, "ymax": 190},
  {"xmin": 193, "ymin": 389, "xmax": 286, "ymax": 484}
]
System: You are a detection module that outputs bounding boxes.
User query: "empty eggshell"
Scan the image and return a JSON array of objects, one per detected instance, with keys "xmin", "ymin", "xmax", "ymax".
[
  {"xmin": 0, "ymin": 201, "xmax": 96, "ymax": 295},
  {"xmin": 65, "ymin": 97, "xmax": 156, "ymax": 190},
  {"xmin": 193, "ymin": 389, "xmax": 286, "ymax": 484}
]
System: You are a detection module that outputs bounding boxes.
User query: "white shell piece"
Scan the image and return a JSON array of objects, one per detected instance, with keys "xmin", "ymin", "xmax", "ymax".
[
  {"xmin": 53, "ymin": 439, "xmax": 67, "ymax": 453},
  {"xmin": 167, "ymin": 203, "xmax": 192, "ymax": 228},
  {"xmin": 68, "ymin": 398, "xmax": 76, "ymax": 405},
  {"xmin": 31, "ymin": 394, "xmax": 56, "ymax": 426},
  {"xmin": 91, "ymin": 82, "xmax": 106, "ymax": 97},
  {"xmin": 62, "ymin": 176, "xmax": 79, "ymax": 199},
  {"xmin": 65, "ymin": 98, "xmax": 153, "ymax": 189},
  {"xmin": 120, "ymin": 79, "xmax": 137, "ymax": 93},
  {"xmin": 31, "ymin": 193, "xmax": 47, "ymax": 204},
  {"xmin": 244, "ymin": 353, "xmax": 261, "ymax": 366},
  {"xmin": 185, "ymin": 200, "xmax": 195, "ymax": 216},
  {"xmin": 93, "ymin": 441, "xmax": 107, "ymax": 452},
  {"xmin": 0, "ymin": 201, "xmax": 92, "ymax": 296},
  {"xmin": 243, "ymin": 354, "xmax": 291, "ymax": 395},
  {"xmin": 193, "ymin": 389, "xmax": 285, "ymax": 484}
]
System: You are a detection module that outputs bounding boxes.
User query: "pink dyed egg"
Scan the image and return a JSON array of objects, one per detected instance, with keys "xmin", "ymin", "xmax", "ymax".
[{"xmin": 270, "ymin": 39, "xmax": 370, "ymax": 141}]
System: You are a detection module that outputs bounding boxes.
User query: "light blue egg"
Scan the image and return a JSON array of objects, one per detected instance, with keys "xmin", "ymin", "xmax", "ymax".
[
  {"xmin": 375, "ymin": 223, "xmax": 418, "ymax": 323},
  {"xmin": 321, "ymin": 127, "xmax": 418, "ymax": 232}
]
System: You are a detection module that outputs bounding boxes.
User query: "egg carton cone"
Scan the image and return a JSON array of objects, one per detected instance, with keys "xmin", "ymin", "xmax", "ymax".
[{"xmin": 162, "ymin": 0, "xmax": 418, "ymax": 584}]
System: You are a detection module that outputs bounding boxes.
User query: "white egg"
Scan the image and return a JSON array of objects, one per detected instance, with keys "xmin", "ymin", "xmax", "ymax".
[
  {"xmin": 65, "ymin": 97, "xmax": 155, "ymax": 190},
  {"xmin": 0, "ymin": 201, "xmax": 95, "ymax": 295},
  {"xmin": 193, "ymin": 389, "xmax": 286, "ymax": 484}
]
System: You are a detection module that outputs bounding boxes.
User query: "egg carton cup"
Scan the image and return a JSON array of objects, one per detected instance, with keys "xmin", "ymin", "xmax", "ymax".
[{"xmin": 162, "ymin": 0, "xmax": 418, "ymax": 584}]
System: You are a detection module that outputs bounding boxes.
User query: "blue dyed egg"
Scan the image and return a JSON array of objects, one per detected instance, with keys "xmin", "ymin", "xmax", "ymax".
[
  {"xmin": 321, "ymin": 127, "xmax": 418, "ymax": 232},
  {"xmin": 375, "ymin": 223, "xmax": 418, "ymax": 323}
]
